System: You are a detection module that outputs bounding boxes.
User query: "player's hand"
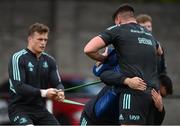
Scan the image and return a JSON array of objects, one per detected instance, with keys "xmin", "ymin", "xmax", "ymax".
[
  {"xmin": 124, "ymin": 77, "xmax": 147, "ymax": 91},
  {"xmin": 95, "ymin": 47, "xmax": 109, "ymax": 66},
  {"xmin": 55, "ymin": 89, "xmax": 65, "ymax": 102},
  {"xmin": 156, "ymin": 44, "xmax": 163, "ymax": 56},
  {"xmin": 101, "ymin": 47, "xmax": 109, "ymax": 57},
  {"xmin": 46, "ymin": 88, "xmax": 59, "ymax": 99},
  {"xmin": 151, "ymin": 89, "xmax": 163, "ymax": 112}
]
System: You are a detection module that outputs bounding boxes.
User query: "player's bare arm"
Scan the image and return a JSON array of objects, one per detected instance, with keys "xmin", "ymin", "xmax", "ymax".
[{"xmin": 84, "ymin": 36, "xmax": 107, "ymax": 62}]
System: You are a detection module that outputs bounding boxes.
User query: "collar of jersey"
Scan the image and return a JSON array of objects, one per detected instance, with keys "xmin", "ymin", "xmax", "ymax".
[{"xmin": 25, "ymin": 48, "xmax": 43, "ymax": 60}]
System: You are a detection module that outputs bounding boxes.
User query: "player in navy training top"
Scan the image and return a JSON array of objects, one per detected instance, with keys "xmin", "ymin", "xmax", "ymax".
[
  {"xmin": 8, "ymin": 23, "xmax": 65, "ymax": 125},
  {"xmin": 81, "ymin": 47, "xmax": 172, "ymax": 125},
  {"xmin": 84, "ymin": 4, "xmax": 159, "ymax": 125}
]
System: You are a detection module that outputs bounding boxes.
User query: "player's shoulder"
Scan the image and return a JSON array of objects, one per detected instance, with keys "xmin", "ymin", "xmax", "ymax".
[
  {"xmin": 11, "ymin": 49, "xmax": 28, "ymax": 59},
  {"xmin": 106, "ymin": 24, "xmax": 133, "ymax": 34},
  {"xmin": 106, "ymin": 24, "xmax": 121, "ymax": 31}
]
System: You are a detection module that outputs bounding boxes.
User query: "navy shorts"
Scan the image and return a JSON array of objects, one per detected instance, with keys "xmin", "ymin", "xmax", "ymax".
[
  {"xmin": 81, "ymin": 87, "xmax": 155, "ymax": 125},
  {"xmin": 8, "ymin": 106, "xmax": 59, "ymax": 125},
  {"xmin": 118, "ymin": 88, "xmax": 154, "ymax": 125}
]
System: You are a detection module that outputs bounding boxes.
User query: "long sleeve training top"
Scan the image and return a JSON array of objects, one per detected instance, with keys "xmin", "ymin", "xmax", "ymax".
[{"xmin": 8, "ymin": 48, "xmax": 64, "ymax": 110}]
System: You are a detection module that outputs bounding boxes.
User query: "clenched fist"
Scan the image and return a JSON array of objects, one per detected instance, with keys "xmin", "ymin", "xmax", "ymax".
[{"xmin": 41, "ymin": 88, "xmax": 65, "ymax": 102}]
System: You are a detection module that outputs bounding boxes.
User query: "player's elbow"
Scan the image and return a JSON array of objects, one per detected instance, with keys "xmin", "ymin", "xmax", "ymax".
[{"xmin": 84, "ymin": 45, "xmax": 93, "ymax": 55}]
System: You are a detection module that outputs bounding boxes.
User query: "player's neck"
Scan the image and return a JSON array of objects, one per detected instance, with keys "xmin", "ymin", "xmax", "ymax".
[
  {"xmin": 121, "ymin": 18, "xmax": 137, "ymax": 24},
  {"xmin": 27, "ymin": 47, "xmax": 42, "ymax": 59}
]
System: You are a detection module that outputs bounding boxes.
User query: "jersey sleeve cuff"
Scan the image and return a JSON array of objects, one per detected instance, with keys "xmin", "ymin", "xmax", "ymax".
[{"xmin": 40, "ymin": 89, "xmax": 48, "ymax": 97}]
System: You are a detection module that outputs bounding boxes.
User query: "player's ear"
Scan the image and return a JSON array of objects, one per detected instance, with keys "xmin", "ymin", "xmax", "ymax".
[
  {"xmin": 28, "ymin": 36, "xmax": 32, "ymax": 42},
  {"xmin": 115, "ymin": 15, "xmax": 122, "ymax": 24},
  {"xmin": 115, "ymin": 18, "xmax": 121, "ymax": 24}
]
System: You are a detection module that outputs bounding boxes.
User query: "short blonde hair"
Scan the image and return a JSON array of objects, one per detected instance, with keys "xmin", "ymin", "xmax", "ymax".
[{"xmin": 136, "ymin": 14, "xmax": 152, "ymax": 24}]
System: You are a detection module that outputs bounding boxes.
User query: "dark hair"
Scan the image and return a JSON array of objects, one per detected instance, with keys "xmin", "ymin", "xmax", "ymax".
[
  {"xmin": 28, "ymin": 22, "xmax": 49, "ymax": 36},
  {"xmin": 112, "ymin": 3, "xmax": 135, "ymax": 21},
  {"xmin": 136, "ymin": 14, "xmax": 152, "ymax": 24},
  {"xmin": 159, "ymin": 74, "xmax": 173, "ymax": 95}
]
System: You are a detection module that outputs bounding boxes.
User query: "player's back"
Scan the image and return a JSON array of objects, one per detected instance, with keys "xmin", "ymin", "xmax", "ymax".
[{"xmin": 100, "ymin": 23, "xmax": 158, "ymax": 89}]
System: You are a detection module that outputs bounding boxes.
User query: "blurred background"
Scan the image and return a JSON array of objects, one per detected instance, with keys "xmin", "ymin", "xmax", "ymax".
[{"xmin": 0, "ymin": 0, "xmax": 180, "ymax": 125}]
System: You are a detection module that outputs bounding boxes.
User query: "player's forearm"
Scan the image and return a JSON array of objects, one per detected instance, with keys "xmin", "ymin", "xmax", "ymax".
[
  {"xmin": 49, "ymin": 75, "xmax": 64, "ymax": 91},
  {"xmin": 84, "ymin": 36, "xmax": 107, "ymax": 62},
  {"xmin": 49, "ymin": 68, "xmax": 64, "ymax": 91},
  {"xmin": 13, "ymin": 80, "xmax": 63, "ymax": 99},
  {"xmin": 100, "ymin": 71, "xmax": 147, "ymax": 91},
  {"xmin": 85, "ymin": 51, "xmax": 106, "ymax": 62},
  {"xmin": 12, "ymin": 80, "xmax": 41, "ymax": 97},
  {"xmin": 100, "ymin": 70, "xmax": 127, "ymax": 86}
]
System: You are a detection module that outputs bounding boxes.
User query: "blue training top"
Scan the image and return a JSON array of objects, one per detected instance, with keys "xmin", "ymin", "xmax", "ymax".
[{"xmin": 92, "ymin": 48, "xmax": 120, "ymax": 77}]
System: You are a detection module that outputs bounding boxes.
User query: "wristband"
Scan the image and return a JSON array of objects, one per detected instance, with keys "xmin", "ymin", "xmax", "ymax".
[{"xmin": 40, "ymin": 89, "xmax": 48, "ymax": 97}]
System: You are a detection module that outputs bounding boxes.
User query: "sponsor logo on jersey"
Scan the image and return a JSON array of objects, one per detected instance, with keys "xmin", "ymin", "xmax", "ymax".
[
  {"xmin": 119, "ymin": 114, "xmax": 124, "ymax": 120},
  {"xmin": 43, "ymin": 61, "xmax": 48, "ymax": 68},
  {"xmin": 19, "ymin": 117, "xmax": 28, "ymax": 124},
  {"xmin": 138, "ymin": 37, "xmax": 152, "ymax": 45},
  {"xmin": 130, "ymin": 28, "xmax": 152, "ymax": 36},
  {"xmin": 129, "ymin": 114, "xmax": 140, "ymax": 121},
  {"xmin": 28, "ymin": 62, "xmax": 34, "ymax": 72}
]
